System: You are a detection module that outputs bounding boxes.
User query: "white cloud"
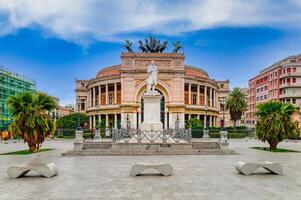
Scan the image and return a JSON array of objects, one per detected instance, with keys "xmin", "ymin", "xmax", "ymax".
[{"xmin": 0, "ymin": 0, "xmax": 300, "ymax": 45}]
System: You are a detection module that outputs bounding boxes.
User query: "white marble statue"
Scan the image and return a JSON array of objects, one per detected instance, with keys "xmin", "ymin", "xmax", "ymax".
[{"xmin": 147, "ymin": 61, "xmax": 158, "ymax": 92}]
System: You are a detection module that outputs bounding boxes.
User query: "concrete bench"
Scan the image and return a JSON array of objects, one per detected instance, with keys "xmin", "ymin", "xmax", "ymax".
[
  {"xmin": 235, "ymin": 161, "xmax": 283, "ymax": 175},
  {"xmin": 7, "ymin": 163, "xmax": 59, "ymax": 178},
  {"xmin": 130, "ymin": 163, "xmax": 173, "ymax": 176}
]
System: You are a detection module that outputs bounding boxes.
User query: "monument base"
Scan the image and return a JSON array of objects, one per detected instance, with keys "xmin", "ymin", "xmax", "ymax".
[
  {"xmin": 140, "ymin": 122, "xmax": 163, "ymax": 131},
  {"xmin": 140, "ymin": 90, "xmax": 163, "ymax": 131}
]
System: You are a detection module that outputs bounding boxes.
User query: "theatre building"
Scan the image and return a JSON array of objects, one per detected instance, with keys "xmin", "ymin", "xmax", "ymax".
[{"xmin": 76, "ymin": 52, "xmax": 228, "ymax": 129}]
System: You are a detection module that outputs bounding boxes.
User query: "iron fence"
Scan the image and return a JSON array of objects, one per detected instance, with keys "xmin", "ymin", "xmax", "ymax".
[{"xmin": 112, "ymin": 128, "xmax": 191, "ymax": 143}]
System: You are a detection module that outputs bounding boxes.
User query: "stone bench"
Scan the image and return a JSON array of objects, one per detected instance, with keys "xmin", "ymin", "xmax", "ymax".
[
  {"xmin": 7, "ymin": 163, "xmax": 59, "ymax": 178},
  {"xmin": 130, "ymin": 163, "xmax": 173, "ymax": 176},
  {"xmin": 235, "ymin": 161, "xmax": 283, "ymax": 175}
]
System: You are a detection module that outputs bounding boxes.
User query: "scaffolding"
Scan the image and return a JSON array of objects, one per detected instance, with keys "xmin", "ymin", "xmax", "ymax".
[{"xmin": 0, "ymin": 66, "xmax": 36, "ymax": 131}]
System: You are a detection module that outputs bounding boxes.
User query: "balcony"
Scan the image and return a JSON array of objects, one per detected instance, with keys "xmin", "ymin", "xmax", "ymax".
[
  {"xmin": 279, "ymin": 93, "xmax": 301, "ymax": 98},
  {"xmin": 282, "ymin": 63, "xmax": 301, "ymax": 67},
  {"xmin": 280, "ymin": 72, "xmax": 301, "ymax": 78},
  {"xmin": 279, "ymin": 82, "xmax": 301, "ymax": 88}
]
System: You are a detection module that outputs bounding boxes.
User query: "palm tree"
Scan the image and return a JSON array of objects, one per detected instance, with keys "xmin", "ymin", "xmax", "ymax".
[
  {"xmin": 225, "ymin": 87, "xmax": 247, "ymax": 128},
  {"xmin": 256, "ymin": 101, "xmax": 298, "ymax": 150},
  {"xmin": 7, "ymin": 92, "xmax": 57, "ymax": 152}
]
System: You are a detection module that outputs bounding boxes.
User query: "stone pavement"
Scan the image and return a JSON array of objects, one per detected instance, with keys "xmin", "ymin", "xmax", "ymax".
[{"xmin": 0, "ymin": 139, "xmax": 301, "ymax": 200}]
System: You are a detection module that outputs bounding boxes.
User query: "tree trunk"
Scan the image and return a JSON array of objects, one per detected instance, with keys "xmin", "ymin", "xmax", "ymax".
[
  {"xmin": 29, "ymin": 145, "xmax": 37, "ymax": 152},
  {"xmin": 28, "ymin": 141, "xmax": 37, "ymax": 152},
  {"xmin": 233, "ymin": 120, "xmax": 236, "ymax": 130},
  {"xmin": 268, "ymin": 141, "xmax": 278, "ymax": 150}
]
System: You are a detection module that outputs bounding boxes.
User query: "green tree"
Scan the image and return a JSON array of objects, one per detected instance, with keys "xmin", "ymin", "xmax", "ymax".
[
  {"xmin": 57, "ymin": 113, "xmax": 89, "ymax": 129},
  {"xmin": 7, "ymin": 92, "xmax": 57, "ymax": 152},
  {"xmin": 256, "ymin": 101, "xmax": 298, "ymax": 150},
  {"xmin": 225, "ymin": 87, "xmax": 247, "ymax": 128},
  {"xmin": 188, "ymin": 117, "xmax": 202, "ymax": 129}
]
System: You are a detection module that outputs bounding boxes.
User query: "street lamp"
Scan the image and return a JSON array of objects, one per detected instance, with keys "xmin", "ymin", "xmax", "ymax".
[
  {"xmin": 76, "ymin": 99, "xmax": 81, "ymax": 130},
  {"xmin": 94, "ymin": 104, "xmax": 101, "ymax": 140},
  {"xmin": 202, "ymin": 105, "xmax": 209, "ymax": 139},
  {"xmin": 221, "ymin": 97, "xmax": 226, "ymax": 131},
  {"xmin": 204, "ymin": 105, "xmax": 208, "ymax": 130},
  {"xmin": 96, "ymin": 105, "xmax": 99, "ymax": 130},
  {"xmin": 219, "ymin": 97, "xmax": 228, "ymax": 145}
]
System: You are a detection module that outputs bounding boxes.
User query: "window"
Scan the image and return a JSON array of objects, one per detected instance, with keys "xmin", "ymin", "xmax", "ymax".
[
  {"xmin": 293, "ymin": 67, "xmax": 297, "ymax": 72},
  {"xmin": 292, "ymin": 99, "xmax": 296, "ymax": 104},
  {"xmin": 81, "ymin": 82, "xmax": 85, "ymax": 87},
  {"xmin": 220, "ymin": 84, "xmax": 224, "ymax": 88},
  {"xmin": 192, "ymin": 94, "xmax": 197, "ymax": 105},
  {"xmin": 109, "ymin": 93, "xmax": 113, "ymax": 105},
  {"xmin": 293, "ymin": 78, "xmax": 296, "ymax": 83}
]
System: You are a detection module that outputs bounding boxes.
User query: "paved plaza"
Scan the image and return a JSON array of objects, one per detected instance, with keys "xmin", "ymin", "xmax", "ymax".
[{"xmin": 0, "ymin": 139, "xmax": 301, "ymax": 200}]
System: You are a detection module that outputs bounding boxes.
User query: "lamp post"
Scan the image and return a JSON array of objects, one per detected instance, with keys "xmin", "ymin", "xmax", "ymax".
[
  {"xmin": 76, "ymin": 99, "xmax": 81, "ymax": 130},
  {"xmin": 202, "ymin": 106, "xmax": 210, "ymax": 139},
  {"xmin": 221, "ymin": 97, "xmax": 226, "ymax": 131},
  {"xmin": 204, "ymin": 105, "xmax": 208, "ymax": 130},
  {"xmin": 94, "ymin": 105, "xmax": 101, "ymax": 140},
  {"xmin": 74, "ymin": 98, "xmax": 83, "ymax": 150},
  {"xmin": 219, "ymin": 97, "xmax": 228, "ymax": 145}
]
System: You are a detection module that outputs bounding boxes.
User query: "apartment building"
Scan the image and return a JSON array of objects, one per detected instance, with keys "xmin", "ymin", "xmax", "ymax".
[{"xmin": 247, "ymin": 54, "xmax": 301, "ymax": 127}]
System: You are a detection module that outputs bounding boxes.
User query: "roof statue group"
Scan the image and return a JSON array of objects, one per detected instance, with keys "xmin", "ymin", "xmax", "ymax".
[{"xmin": 123, "ymin": 35, "xmax": 183, "ymax": 53}]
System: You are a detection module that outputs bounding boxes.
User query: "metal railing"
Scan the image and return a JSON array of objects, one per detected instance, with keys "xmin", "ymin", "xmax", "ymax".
[{"xmin": 112, "ymin": 128, "xmax": 191, "ymax": 143}]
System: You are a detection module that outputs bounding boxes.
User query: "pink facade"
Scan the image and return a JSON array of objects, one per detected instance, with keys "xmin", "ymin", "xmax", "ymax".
[{"xmin": 247, "ymin": 54, "xmax": 301, "ymax": 126}]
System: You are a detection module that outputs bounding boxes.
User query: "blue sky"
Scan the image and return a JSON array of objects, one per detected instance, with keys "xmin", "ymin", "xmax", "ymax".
[{"xmin": 1, "ymin": 0, "xmax": 301, "ymax": 105}]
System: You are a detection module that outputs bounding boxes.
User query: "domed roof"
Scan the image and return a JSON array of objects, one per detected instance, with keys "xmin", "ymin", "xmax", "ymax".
[
  {"xmin": 95, "ymin": 64, "xmax": 209, "ymax": 79},
  {"xmin": 96, "ymin": 65, "xmax": 121, "ymax": 78},
  {"xmin": 184, "ymin": 65, "xmax": 209, "ymax": 79}
]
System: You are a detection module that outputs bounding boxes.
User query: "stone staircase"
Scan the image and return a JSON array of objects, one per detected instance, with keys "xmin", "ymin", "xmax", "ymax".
[{"xmin": 63, "ymin": 140, "xmax": 233, "ymax": 156}]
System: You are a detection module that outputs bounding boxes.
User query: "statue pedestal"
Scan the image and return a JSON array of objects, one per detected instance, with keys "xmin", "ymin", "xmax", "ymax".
[{"xmin": 140, "ymin": 91, "xmax": 163, "ymax": 131}]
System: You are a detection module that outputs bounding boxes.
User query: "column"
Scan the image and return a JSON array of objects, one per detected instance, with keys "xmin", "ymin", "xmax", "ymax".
[
  {"xmin": 209, "ymin": 116, "xmax": 212, "ymax": 127},
  {"xmin": 87, "ymin": 89, "xmax": 90, "ymax": 108},
  {"xmin": 212, "ymin": 89, "xmax": 215, "ymax": 107},
  {"xmin": 98, "ymin": 85, "xmax": 101, "ymax": 105},
  {"xmin": 89, "ymin": 115, "xmax": 92, "ymax": 129},
  {"xmin": 197, "ymin": 85, "xmax": 200, "ymax": 105},
  {"xmin": 169, "ymin": 113, "xmax": 173, "ymax": 129},
  {"xmin": 164, "ymin": 112, "xmax": 168, "ymax": 129},
  {"xmin": 188, "ymin": 83, "xmax": 191, "ymax": 104},
  {"xmin": 204, "ymin": 86, "xmax": 207, "ymax": 106},
  {"xmin": 114, "ymin": 83, "xmax": 117, "ymax": 104},
  {"xmin": 88, "ymin": 89, "xmax": 91, "ymax": 108},
  {"xmin": 106, "ymin": 84, "xmax": 109, "ymax": 105},
  {"xmin": 93, "ymin": 87, "xmax": 96, "ymax": 107},
  {"xmin": 209, "ymin": 88, "xmax": 212, "ymax": 107},
  {"xmin": 105, "ymin": 114, "xmax": 109, "ymax": 128},
  {"xmin": 133, "ymin": 113, "xmax": 137, "ymax": 129},
  {"xmin": 215, "ymin": 91, "xmax": 219, "ymax": 108},
  {"xmin": 93, "ymin": 115, "xmax": 96, "ymax": 129},
  {"xmin": 121, "ymin": 112, "xmax": 125, "ymax": 128},
  {"xmin": 181, "ymin": 113, "xmax": 185, "ymax": 128},
  {"xmin": 114, "ymin": 114, "xmax": 118, "ymax": 128},
  {"xmin": 204, "ymin": 115, "xmax": 207, "ymax": 128}
]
